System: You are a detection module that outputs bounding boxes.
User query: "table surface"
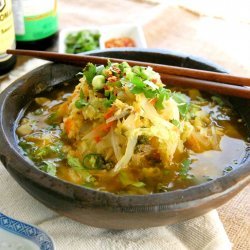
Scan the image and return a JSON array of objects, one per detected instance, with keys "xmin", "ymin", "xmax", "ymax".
[
  {"xmin": 1, "ymin": 0, "xmax": 250, "ymax": 249},
  {"xmin": 57, "ymin": 4, "xmax": 250, "ymax": 249}
]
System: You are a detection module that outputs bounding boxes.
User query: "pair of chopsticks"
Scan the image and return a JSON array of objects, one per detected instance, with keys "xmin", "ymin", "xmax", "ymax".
[{"xmin": 7, "ymin": 49, "xmax": 250, "ymax": 99}]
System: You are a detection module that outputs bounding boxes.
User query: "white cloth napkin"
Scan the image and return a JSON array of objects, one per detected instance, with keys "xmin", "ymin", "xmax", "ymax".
[
  {"xmin": 0, "ymin": 162, "xmax": 231, "ymax": 250},
  {"xmin": 0, "ymin": 59, "xmax": 231, "ymax": 249}
]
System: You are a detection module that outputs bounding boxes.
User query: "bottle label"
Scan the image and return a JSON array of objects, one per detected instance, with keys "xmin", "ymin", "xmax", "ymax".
[
  {"xmin": 0, "ymin": 0, "xmax": 15, "ymax": 62},
  {"xmin": 13, "ymin": 0, "xmax": 58, "ymax": 42}
]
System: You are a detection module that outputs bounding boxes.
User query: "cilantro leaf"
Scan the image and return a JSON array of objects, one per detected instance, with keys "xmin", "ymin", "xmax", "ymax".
[
  {"xmin": 18, "ymin": 141, "xmax": 35, "ymax": 156},
  {"xmin": 67, "ymin": 155, "xmax": 84, "ymax": 171},
  {"xmin": 75, "ymin": 89, "xmax": 88, "ymax": 109},
  {"xmin": 46, "ymin": 111, "xmax": 61, "ymax": 125},
  {"xmin": 172, "ymin": 92, "xmax": 190, "ymax": 118},
  {"xmin": 131, "ymin": 75, "xmax": 145, "ymax": 88},
  {"xmin": 155, "ymin": 97, "xmax": 164, "ymax": 110},
  {"xmin": 143, "ymin": 88, "xmax": 157, "ymax": 98},
  {"xmin": 33, "ymin": 142, "xmax": 64, "ymax": 161},
  {"xmin": 178, "ymin": 103, "xmax": 189, "ymax": 118},
  {"xmin": 172, "ymin": 92, "xmax": 188, "ymax": 104},
  {"xmin": 83, "ymin": 63, "xmax": 96, "ymax": 84},
  {"xmin": 179, "ymin": 159, "xmax": 192, "ymax": 179},
  {"xmin": 131, "ymin": 86, "xmax": 144, "ymax": 94},
  {"xmin": 155, "ymin": 88, "xmax": 171, "ymax": 110},
  {"xmin": 211, "ymin": 96, "xmax": 224, "ymax": 106},
  {"xmin": 50, "ymin": 142, "xmax": 65, "ymax": 159},
  {"xmin": 40, "ymin": 161, "xmax": 57, "ymax": 176},
  {"xmin": 75, "ymin": 99, "xmax": 88, "ymax": 109},
  {"xmin": 65, "ymin": 30, "xmax": 100, "ymax": 54},
  {"xmin": 104, "ymin": 92, "xmax": 116, "ymax": 107}
]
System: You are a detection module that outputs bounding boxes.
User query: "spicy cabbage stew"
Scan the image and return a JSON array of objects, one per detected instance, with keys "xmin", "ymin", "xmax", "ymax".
[{"xmin": 16, "ymin": 61, "xmax": 249, "ymax": 195}]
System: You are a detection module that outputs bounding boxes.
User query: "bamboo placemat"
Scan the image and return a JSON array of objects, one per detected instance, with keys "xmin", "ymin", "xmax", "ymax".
[{"xmin": 57, "ymin": 1, "xmax": 250, "ymax": 248}]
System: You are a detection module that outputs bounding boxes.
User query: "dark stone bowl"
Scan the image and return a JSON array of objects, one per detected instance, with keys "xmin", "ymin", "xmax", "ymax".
[{"xmin": 0, "ymin": 49, "xmax": 249, "ymax": 229}]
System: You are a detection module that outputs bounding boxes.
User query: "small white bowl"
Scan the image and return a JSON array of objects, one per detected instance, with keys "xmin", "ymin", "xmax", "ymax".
[
  {"xmin": 58, "ymin": 24, "xmax": 147, "ymax": 53},
  {"xmin": 100, "ymin": 24, "xmax": 147, "ymax": 49},
  {"xmin": 58, "ymin": 26, "xmax": 101, "ymax": 54}
]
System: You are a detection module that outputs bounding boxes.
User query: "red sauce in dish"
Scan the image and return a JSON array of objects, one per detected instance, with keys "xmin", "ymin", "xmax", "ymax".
[{"xmin": 105, "ymin": 37, "xmax": 136, "ymax": 48}]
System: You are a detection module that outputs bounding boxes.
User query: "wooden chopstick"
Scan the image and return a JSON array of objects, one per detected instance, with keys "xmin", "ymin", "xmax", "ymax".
[
  {"xmin": 7, "ymin": 49, "xmax": 250, "ymax": 87},
  {"xmin": 161, "ymin": 74, "xmax": 250, "ymax": 99},
  {"xmin": 7, "ymin": 49, "xmax": 250, "ymax": 99}
]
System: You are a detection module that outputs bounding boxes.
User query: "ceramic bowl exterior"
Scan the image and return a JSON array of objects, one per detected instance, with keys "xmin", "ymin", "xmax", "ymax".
[{"xmin": 0, "ymin": 49, "xmax": 249, "ymax": 229}]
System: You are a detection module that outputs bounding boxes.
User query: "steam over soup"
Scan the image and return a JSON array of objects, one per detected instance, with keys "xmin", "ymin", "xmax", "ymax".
[{"xmin": 16, "ymin": 61, "xmax": 249, "ymax": 195}]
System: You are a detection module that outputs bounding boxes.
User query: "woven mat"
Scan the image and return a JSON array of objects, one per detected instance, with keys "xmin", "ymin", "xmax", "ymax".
[
  {"xmin": 142, "ymin": 7, "xmax": 250, "ymax": 249},
  {"xmin": 57, "ymin": 5, "xmax": 250, "ymax": 247}
]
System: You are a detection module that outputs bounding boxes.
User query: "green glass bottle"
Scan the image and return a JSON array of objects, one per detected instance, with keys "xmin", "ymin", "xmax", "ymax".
[{"xmin": 12, "ymin": 0, "xmax": 58, "ymax": 50}]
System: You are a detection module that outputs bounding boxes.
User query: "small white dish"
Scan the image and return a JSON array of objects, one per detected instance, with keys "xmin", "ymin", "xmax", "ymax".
[
  {"xmin": 58, "ymin": 24, "xmax": 147, "ymax": 54},
  {"xmin": 0, "ymin": 213, "xmax": 55, "ymax": 250},
  {"xmin": 100, "ymin": 24, "xmax": 147, "ymax": 49},
  {"xmin": 58, "ymin": 26, "xmax": 101, "ymax": 54}
]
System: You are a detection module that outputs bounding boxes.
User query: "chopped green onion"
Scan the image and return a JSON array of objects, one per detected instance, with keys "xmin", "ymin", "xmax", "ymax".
[
  {"xmin": 92, "ymin": 75, "xmax": 105, "ymax": 90},
  {"xmin": 223, "ymin": 166, "xmax": 233, "ymax": 175},
  {"xmin": 131, "ymin": 181, "xmax": 146, "ymax": 188},
  {"xmin": 96, "ymin": 65, "xmax": 105, "ymax": 75},
  {"xmin": 33, "ymin": 108, "xmax": 43, "ymax": 116}
]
